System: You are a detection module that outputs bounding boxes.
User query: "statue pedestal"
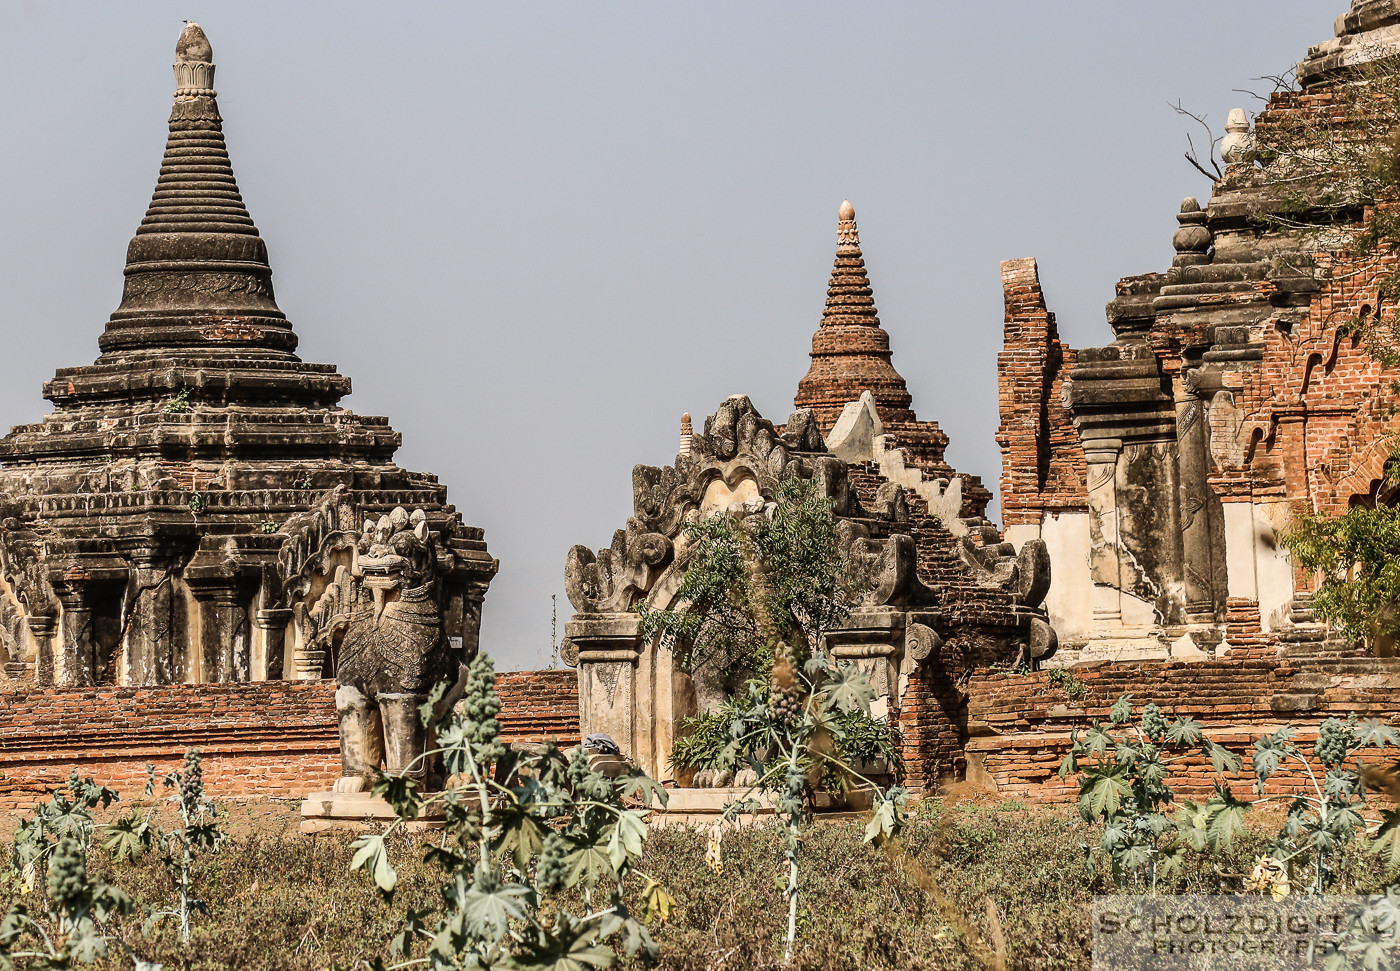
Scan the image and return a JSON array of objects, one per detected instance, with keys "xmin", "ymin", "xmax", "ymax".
[
  {"xmin": 645, "ymin": 786, "xmax": 876, "ymax": 827},
  {"xmin": 299, "ymin": 791, "xmax": 447, "ymax": 834}
]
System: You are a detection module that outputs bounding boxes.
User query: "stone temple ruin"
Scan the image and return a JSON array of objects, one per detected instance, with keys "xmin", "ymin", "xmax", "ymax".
[
  {"xmin": 563, "ymin": 203, "xmax": 1055, "ymax": 789},
  {"xmin": 7, "ymin": 4, "xmax": 1400, "ymax": 809},
  {"xmin": 0, "ymin": 25, "xmax": 496, "ymax": 692}
]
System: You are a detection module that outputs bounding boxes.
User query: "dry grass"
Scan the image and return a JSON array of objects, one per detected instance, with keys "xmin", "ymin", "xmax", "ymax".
[{"xmin": 1, "ymin": 797, "xmax": 1394, "ymax": 970}]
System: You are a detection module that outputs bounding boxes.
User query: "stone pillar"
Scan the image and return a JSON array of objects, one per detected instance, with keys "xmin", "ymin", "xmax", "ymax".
[
  {"xmin": 563, "ymin": 613, "xmax": 653, "ymax": 773},
  {"xmin": 1175, "ymin": 379, "xmax": 1224, "ymax": 624},
  {"xmin": 824, "ymin": 607, "xmax": 906, "ymax": 715},
  {"xmin": 459, "ymin": 580, "xmax": 489, "ymax": 659},
  {"xmin": 22, "ymin": 614, "xmax": 55, "ymax": 684},
  {"xmin": 194, "ymin": 585, "xmax": 252, "ymax": 682},
  {"xmin": 255, "ymin": 608, "xmax": 293, "ymax": 680},
  {"xmin": 1084, "ymin": 443, "xmax": 1124, "ymax": 627},
  {"xmin": 53, "ymin": 588, "xmax": 96, "ymax": 688},
  {"xmin": 124, "ymin": 563, "xmax": 178, "ymax": 685}
]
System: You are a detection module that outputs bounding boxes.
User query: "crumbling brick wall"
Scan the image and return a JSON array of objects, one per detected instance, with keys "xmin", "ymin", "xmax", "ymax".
[
  {"xmin": 0, "ymin": 671, "xmax": 580, "ymax": 811},
  {"xmin": 963, "ymin": 658, "xmax": 1400, "ymax": 803},
  {"xmin": 995, "ymin": 257, "xmax": 1087, "ymax": 526}
]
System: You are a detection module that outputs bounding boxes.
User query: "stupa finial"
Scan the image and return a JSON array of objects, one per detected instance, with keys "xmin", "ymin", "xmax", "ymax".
[
  {"xmin": 837, "ymin": 199, "xmax": 859, "ymax": 247},
  {"xmin": 174, "ymin": 22, "xmax": 216, "ymax": 97},
  {"xmin": 679, "ymin": 413, "xmax": 694, "ymax": 457}
]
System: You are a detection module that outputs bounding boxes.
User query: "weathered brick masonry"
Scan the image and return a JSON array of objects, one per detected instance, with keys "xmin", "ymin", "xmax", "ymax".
[
  {"xmin": 0, "ymin": 670, "xmax": 579, "ymax": 811},
  {"xmin": 965, "ymin": 658, "xmax": 1400, "ymax": 804}
]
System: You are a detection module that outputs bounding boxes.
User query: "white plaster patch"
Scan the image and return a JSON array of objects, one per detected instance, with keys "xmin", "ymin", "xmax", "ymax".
[
  {"xmin": 1007, "ymin": 514, "xmax": 1092, "ymax": 643},
  {"xmin": 1256, "ymin": 501, "xmax": 1295, "ymax": 632},
  {"xmin": 1170, "ymin": 633, "xmax": 1210, "ymax": 662},
  {"xmin": 825, "ymin": 392, "xmax": 883, "ymax": 464},
  {"xmin": 700, "ymin": 476, "xmax": 761, "ymax": 518}
]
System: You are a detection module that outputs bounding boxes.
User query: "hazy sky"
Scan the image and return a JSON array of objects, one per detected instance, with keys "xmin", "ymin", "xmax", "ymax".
[{"xmin": 0, "ymin": 1, "xmax": 1337, "ymax": 669}]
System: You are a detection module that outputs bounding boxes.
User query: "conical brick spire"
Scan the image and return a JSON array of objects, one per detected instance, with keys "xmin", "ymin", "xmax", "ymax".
[
  {"xmin": 795, "ymin": 200, "xmax": 916, "ymax": 429},
  {"xmin": 100, "ymin": 23, "xmax": 294, "ymax": 361},
  {"xmin": 791, "ymin": 200, "xmax": 992, "ymax": 519}
]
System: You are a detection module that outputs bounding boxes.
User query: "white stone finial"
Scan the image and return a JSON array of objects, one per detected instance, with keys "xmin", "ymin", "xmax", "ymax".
[
  {"xmin": 1220, "ymin": 108, "xmax": 1255, "ymax": 166},
  {"xmin": 174, "ymin": 22, "xmax": 216, "ymax": 97},
  {"xmin": 678, "ymin": 413, "xmax": 693, "ymax": 457}
]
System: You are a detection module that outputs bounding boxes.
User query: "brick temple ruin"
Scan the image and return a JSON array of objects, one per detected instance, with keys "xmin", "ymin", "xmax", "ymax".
[
  {"xmin": 976, "ymin": 0, "xmax": 1400, "ymax": 798},
  {"xmin": 997, "ymin": 4, "xmax": 1400, "ymax": 663},
  {"xmin": 7, "ymin": 4, "xmax": 1400, "ymax": 808},
  {"xmin": 563, "ymin": 202, "xmax": 1056, "ymax": 789},
  {"xmin": 564, "ymin": 0, "xmax": 1400, "ymax": 802}
]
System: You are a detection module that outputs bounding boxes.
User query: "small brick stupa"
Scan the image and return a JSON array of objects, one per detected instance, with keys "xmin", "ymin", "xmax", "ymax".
[
  {"xmin": 795, "ymin": 201, "xmax": 991, "ymax": 518},
  {"xmin": 0, "ymin": 25, "xmax": 495, "ymax": 688}
]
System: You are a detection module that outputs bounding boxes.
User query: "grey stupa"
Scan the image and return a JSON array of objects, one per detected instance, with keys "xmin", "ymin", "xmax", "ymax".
[{"xmin": 0, "ymin": 24, "xmax": 496, "ymax": 688}]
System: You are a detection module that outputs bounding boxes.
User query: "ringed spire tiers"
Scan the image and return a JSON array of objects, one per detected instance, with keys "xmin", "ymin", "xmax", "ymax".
[
  {"xmin": 795, "ymin": 200, "xmax": 916, "ymax": 427},
  {"xmin": 101, "ymin": 23, "xmax": 293, "ymax": 362}
]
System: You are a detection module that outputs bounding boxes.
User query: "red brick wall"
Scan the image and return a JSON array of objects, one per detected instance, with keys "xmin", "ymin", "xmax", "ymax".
[
  {"xmin": 963, "ymin": 658, "xmax": 1400, "ymax": 803},
  {"xmin": 0, "ymin": 670, "xmax": 580, "ymax": 811},
  {"xmin": 495, "ymin": 669, "xmax": 581, "ymax": 746}
]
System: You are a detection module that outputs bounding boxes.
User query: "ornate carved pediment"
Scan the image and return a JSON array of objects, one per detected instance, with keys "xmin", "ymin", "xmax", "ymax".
[
  {"xmin": 274, "ymin": 486, "xmax": 358, "ymax": 609},
  {"xmin": 568, "ymin": 395, "xmax": 871, "ymax": 614},
  {"xmin": 0, "ymin": 515, "xmax": 56, "ymax": 618}
]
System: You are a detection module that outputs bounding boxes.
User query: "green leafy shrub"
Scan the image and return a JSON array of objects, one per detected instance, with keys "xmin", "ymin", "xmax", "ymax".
[
  {"xmin": 1045, "ymin": 669, "xmax": 1086, "ymax": 700},
  {"xmin": 161, "ymin": 389, "xmax": 191, "ymax": 414},
  {"xmin": 638, "ymin": 476, "xmax": 857, "ymax": 683},
  {"xmin": 1254, "ymin": 716, "xmax": 1400, "ymax": 893},
  {"xmin": 670, "ymin": 680, "xmax": 903, "ymax": 786},
  {"xmin": 348, "ymin": 653, "xmax": 671, "ymax": 969},
  {"xmin": 1, "ymin": 772, "xmax": 136, "ymax": 969},
  {"xmin": 1285, "ymin": 504, "xmax": 1400, "ymax": 650},
  {"xmin": 637, "ymin": 474, "xmax": 906, "ymax": 961},
  {"xmin": 1058, "ymin": 695, "xmax": 1246, "ymax": 890}
]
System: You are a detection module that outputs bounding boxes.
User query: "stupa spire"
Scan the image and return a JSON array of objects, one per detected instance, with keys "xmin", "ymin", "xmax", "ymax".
[
  {"xmin": 99, "ymin": 22, "xmax": 295, "ymax": 362},
  {"xmin": 794, "ymin": 200, "xmax": 915, "ymax": 430}
]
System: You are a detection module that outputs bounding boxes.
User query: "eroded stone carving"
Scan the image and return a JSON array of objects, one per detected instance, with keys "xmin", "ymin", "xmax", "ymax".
[{"xmin": 317, "ymin": 507, "xmax": 464, "ymax": 793}]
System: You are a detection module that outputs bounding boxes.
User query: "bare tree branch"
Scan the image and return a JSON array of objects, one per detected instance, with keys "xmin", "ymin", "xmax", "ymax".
[{"xmin": 1170, "ymin": 101, "xmax": 1224, "ymax": 181}]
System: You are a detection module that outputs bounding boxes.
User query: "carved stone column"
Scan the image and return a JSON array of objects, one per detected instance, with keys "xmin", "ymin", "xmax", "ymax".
[
  {"xmin": 825, "ymin": 606, "xmax": 906, "ymax": 716},
  {"xmin": 562, "ymin": 613, "xmax": 652, "ymax": 772},
  {"xmin": 124, "ymin": 562, "xmax": 179, "ymax": 685},
  {"xmin": 1083, "ymin": 444, "xmax": 1125, "ymax": 626},
  {"xmin": 255, "ymin": 607, "xmax": 293, "ymax": 680},
  {"xmin": 22, "ymin": 614, "xmax": 56, "ymax": 684},
  {"xmin": 53, "ymin": 586, "xmax": 96, "ymax": 688},
  {"xmin": 1068, "ymin": 341, "xmax": 1184, "ymax": 646},
  {"xmin": 1175, "ymin": 374, "xmax": 1224, "ymax": 624},
  {"xmin": 192, "ymin": 584, "xmax": 253, "ymax": 682},
  {"xmin": 458, "ymin": 579, "xmax": 490, "ymax": 660}
]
